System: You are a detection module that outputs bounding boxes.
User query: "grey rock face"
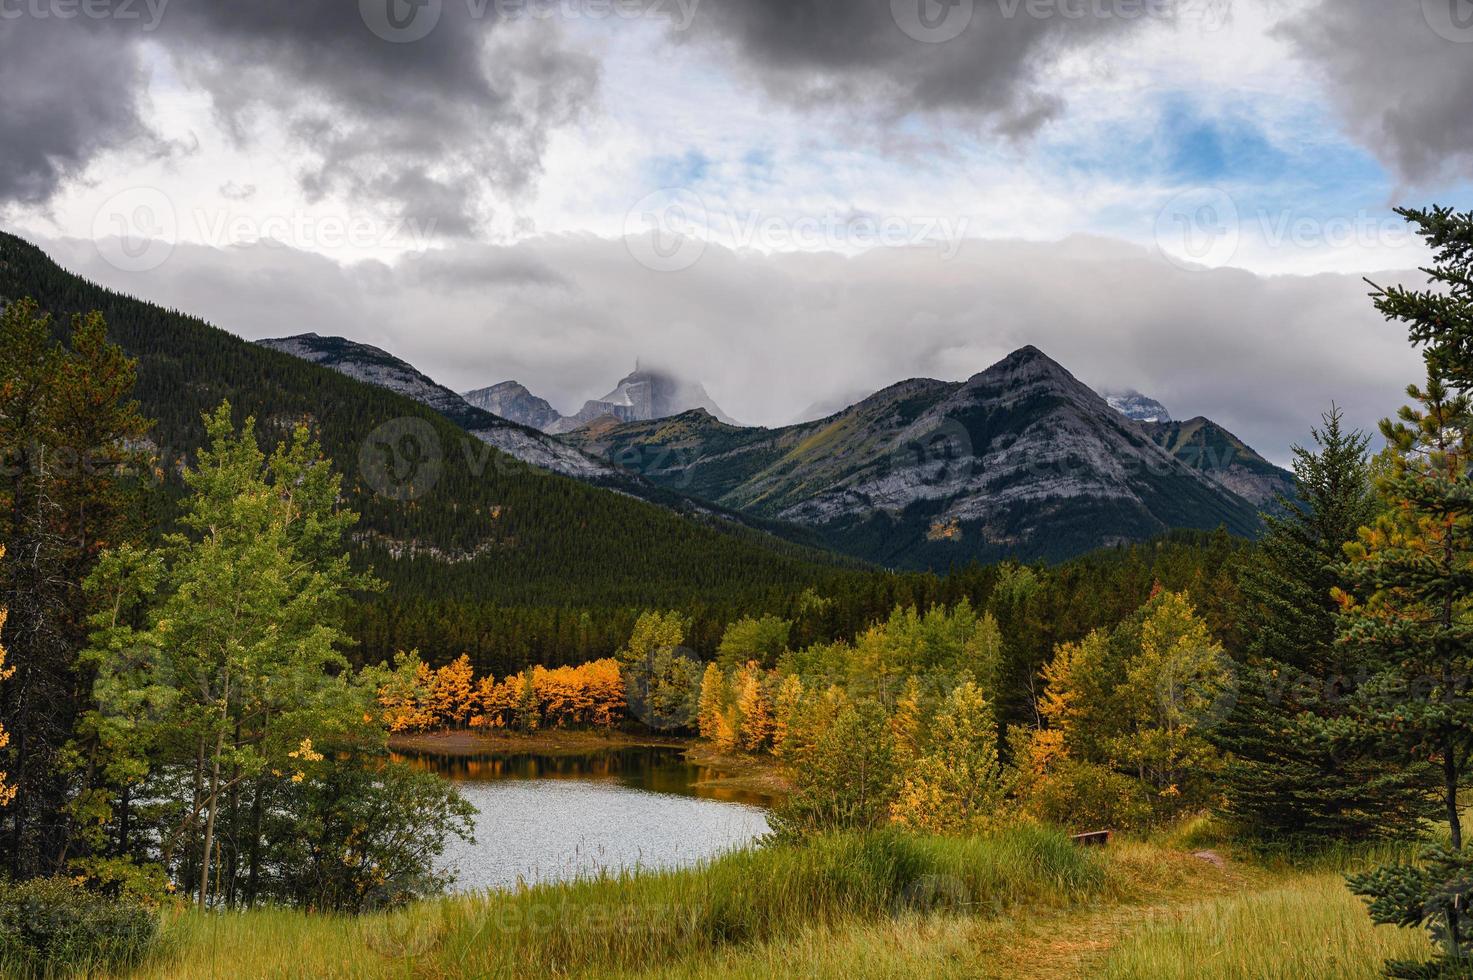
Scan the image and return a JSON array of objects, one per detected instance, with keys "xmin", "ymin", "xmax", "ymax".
[
  {"xmin": 547, "ymin": 365, "xmax": 736, "ymax": 434},
  {"xmin": 258, "ymin": 334, "xmax": 621, "ymax": 482},
  {"xmin": 462, "ymin": 380, "xmax": 561, "ymax": 431},
  {"xmin": 1104, "ymin": 389, "xmax": 1173, "ymax": 423}
]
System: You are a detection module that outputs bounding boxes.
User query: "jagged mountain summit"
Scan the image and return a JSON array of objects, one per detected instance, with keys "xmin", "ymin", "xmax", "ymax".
[
  {"xmin": 1105, "ymin": 389, "xmax": 1173, "ymax": 423},
  {"xmin": 254, "ymin": 333, "xmax": 815, "ymax": 536},
  {"xmin": 562, "ymin": 346, "xmax": 1284, "ymax": 567},
  {"xmin": 462, "ymin": 380, "xmax": 561, "ymax": 431},
  {"xmin": 461, "ymin": 364, "xmax": 736, "ymax": 435},
  {"xmin": 257, "ymin": 334, "xmax": 623, "ymax": 483}
]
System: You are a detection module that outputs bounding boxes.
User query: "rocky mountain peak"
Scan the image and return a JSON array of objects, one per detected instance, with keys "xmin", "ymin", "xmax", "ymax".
[
  {"xmin": 462, "ymin": 380, "xmax": 561, "ymax": 431},
  {"xmin": 959, "ymin": 345, "xmax": 1102, "ymax": 408},
  {"xmin": 1105, "ymin": 389, "xmax": 1173, "ymax": 423}
]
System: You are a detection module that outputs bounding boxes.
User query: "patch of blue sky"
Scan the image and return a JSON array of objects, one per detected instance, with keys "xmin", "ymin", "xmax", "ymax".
[
  {"xmin": 643, "ymin": 149, "xmax": 712, "ymax": 189},
  {"xmin": 1040, "ymin": 91, "xmax": 1404, "ymax": 235}
]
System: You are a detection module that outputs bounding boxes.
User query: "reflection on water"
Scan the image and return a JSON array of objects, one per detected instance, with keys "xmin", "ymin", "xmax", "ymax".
[{"xmin": 395, "ymin": 745, "xmax": 772, "ymax": 892}]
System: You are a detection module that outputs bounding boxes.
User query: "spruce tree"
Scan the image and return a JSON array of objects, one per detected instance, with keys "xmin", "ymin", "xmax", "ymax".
[
  {"xmin": 1342, "ymin": 206, "xmax": 1473, "ymax": 975},
  {"xmin": 1216, "ymin": 408, "xmax": 1434, "ymax": 842}
]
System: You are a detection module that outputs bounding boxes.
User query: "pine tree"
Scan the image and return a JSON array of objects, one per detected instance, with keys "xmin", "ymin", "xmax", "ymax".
[
  {"xmin": 1346, "ymin": 205, "xmax": 1473, "ymax": 975},
  {"xmin": 0, "ymin": 550, "xmax": 14, "ymax": 808},
  {"xmin": 0, "ymin": 301, "xmax": 150, "ymax": 877},
  {"xmin": 1370, "ymin": 206, "xmax": 1473, "ymax": 391},
  {"xmin": 1216, "ymin": 408, "xmax": 1434, "ymax": 842}
]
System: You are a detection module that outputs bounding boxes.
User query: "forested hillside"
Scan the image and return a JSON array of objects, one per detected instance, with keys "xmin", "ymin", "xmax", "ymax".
[{"xmin": 0, "ymin": 233, "xmax": 855, "ymax": 657}]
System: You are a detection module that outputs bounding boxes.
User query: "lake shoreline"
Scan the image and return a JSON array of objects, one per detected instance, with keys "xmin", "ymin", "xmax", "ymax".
[{"xmin": 387, "ymin": 729, "xmax": 793, "ymax": 799}]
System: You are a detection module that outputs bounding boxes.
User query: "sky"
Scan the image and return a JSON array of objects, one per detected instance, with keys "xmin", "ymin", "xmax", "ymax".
[{"xmin": 2, "ymin": 0, "xmax": 1471, "ymax": 463}]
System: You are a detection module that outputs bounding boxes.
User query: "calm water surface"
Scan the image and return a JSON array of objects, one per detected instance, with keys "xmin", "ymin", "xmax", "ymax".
[{"xmin": 394, "ymin": 746, "xmax": 772, "ymax": 892}]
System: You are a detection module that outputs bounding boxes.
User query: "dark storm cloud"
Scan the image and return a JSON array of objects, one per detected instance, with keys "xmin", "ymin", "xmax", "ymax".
[
  {"xmin": 154, "ymin": 1, "xmax": 597, "ymax": 233},
  {"xmin": 685, "ymin": 0, "xmax": 1166, "ymax": 133},
  {"xmin": 1279, "ymin": 0, "xmax": 1473, "ymax": 184},
  {"xmin": 0, "ymin": 19, "xmax": 152, "ymax": 205},
  {"xmin": 0, "ymin": 1, "xmax": 597, "ymax": 226}
]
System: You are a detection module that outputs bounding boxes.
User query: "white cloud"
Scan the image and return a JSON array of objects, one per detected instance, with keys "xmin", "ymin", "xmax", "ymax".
[{"xmin": 29, "ymin": 230, "xmax": 1426, "ymax": 466}]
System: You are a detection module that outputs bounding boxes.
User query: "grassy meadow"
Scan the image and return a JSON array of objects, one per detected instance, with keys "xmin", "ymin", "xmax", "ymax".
[{"xmin": 44, "ymin": 821, "xmax": 1429, "ymax": 980}]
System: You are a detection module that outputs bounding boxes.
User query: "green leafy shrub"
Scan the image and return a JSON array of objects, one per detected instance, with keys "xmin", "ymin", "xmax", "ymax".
[
  {"xmin": 1029, "ymin": 758, "xmax": 1152, "ymax": 832},
  {"xmin": 0, "ymin": 877, "xmax": 159, "ymax": 976}
]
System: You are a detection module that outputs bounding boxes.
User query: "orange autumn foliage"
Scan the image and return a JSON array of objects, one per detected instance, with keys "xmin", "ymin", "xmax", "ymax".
[
  {"xmin": 381, "ymin": 654, "xmax": 626, "ymax": 733},
  {"xmin": 0, "ymin": 550, "xmax": 13, "ymax": 808}
]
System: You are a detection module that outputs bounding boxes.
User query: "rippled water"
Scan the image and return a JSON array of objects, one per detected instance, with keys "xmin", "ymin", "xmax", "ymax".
[{"xmin": 395, "ymin": 746, "xmax": 772, "ymax": 892}]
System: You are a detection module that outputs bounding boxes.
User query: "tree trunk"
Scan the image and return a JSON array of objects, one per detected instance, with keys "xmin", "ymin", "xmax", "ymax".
[
  {"xmin": 1446, "ymin": 736, "xmax": 1462, "ymax": 851},
  {"xmin": 199, "ymin": 726, "xmax": 223, "ymax": 910},
  {"xmin": 198, "ymin": 669, "xmax": 230, "ymax": 910}
]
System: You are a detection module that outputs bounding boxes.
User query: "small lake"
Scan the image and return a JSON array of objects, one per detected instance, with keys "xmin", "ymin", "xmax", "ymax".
[{"xmin": 393, "ymin": 745, "xmax": 772, "ymax": 892}]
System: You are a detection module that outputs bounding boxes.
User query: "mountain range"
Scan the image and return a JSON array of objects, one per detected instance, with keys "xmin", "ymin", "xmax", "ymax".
[
  {"xmin": 1, "ymin": 229, "xmax": 1293, "ymax": 580},
  {"xmin": 464, "ymin": 365, "xmax": 736, "ymax": 434},
  {"xmin": 0, "ymin": 232, "xmax": 847, "ymax": 628},
  {"xmin": 257, "ymin": 324, "xmax": 1291, "ymax": 568},
  {"xmin": 559, "ymin": 348, "xmax": 1292, "ymax": 565}
]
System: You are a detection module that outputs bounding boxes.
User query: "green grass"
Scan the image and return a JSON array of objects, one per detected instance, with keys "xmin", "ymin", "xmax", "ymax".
[
  {"xmin": 1099, "ymin": 873, "xmax": 1434, "ymax": 980},
  {"xmin": 81, "ymin": 821, "xmax": 1447, "ymax": 979},
  {"xmin": 128, "ymin": 826, "xmax": 1103, "ymax": 978}
]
